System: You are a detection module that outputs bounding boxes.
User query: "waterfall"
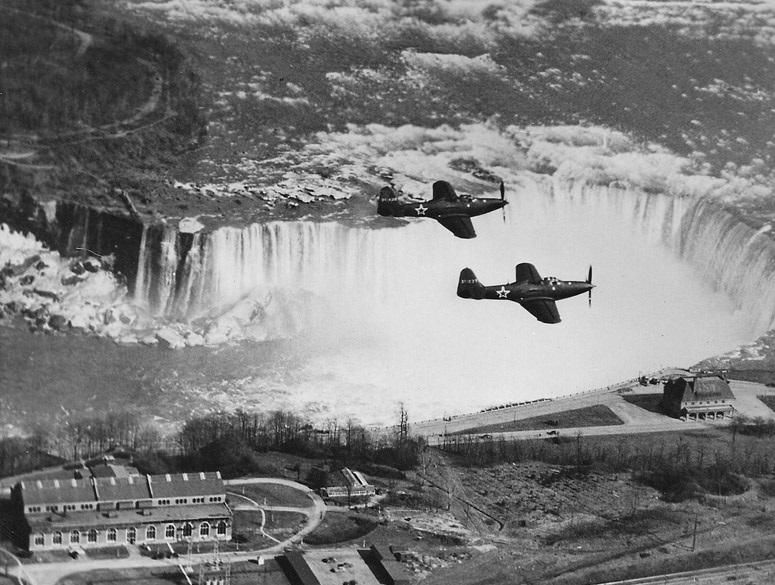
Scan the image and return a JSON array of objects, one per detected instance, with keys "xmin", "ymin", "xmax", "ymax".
[
  {"xmin": 676, "ymin": 201, "xmax": 775, "ymax": 333},
  {"xmin": 128, "ymin": 177, "xmax": 775, "ymax": 337},
  {"xmin": 550, "ymin": 177, "xmax": 775, "ymax": 333},
  {"xmin": 132, "ymin": 221, "xmax": 390, "ymax": 320}
]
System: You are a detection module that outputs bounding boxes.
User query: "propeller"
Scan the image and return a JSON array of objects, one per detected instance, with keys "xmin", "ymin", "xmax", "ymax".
[
  {"xmin": 500, "ymin": 181, "xmax": 506, "ymax": 223},
  {"xmin": 587, "ymin": 265, "xmax": 593, "ymax": 307}
]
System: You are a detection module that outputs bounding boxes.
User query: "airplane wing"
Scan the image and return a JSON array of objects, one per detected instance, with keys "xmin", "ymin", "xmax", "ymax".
[
  {"xmin": 432, "ymin": 180, "xmax": 459, "ymax": 201},
  {"xmin": 515, "ymin": 262, "xmax": 542, "ymax": 284},
  {"xmin": 521, "ymin": 298, "xmax": 561, "ymax": 324},
  {"xmin": 437, "ymin": 215, "xmax": 476, "ymax": 239}
]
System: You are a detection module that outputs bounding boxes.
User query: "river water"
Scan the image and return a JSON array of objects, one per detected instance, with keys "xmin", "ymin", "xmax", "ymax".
[{"xmin": 0, "ymin": 181, "xmax": 758, "ymax": 432}]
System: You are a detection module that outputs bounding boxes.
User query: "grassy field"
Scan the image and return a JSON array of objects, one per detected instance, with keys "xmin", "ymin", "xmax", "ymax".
[
  {"xmin": 229, "ymin": 483, "xmax": 313, "ymax": 508},
  {"xmin": 303, "ymin": 510, "xmax": 378, "ymax": 546},
  {"xmin": 757, "ymin": 395, "xmax": 775, "ymax": 413},
  {"xmin": 622, "ymin": 393, "xmax": 665, "ymax": 415},
  {"xmin": 231, "ymin": 509, "xmax": 306, "ymax": 548},
  {"xmin": 451, "ymin": 405, "xmax": 624, "ymax": 435}
]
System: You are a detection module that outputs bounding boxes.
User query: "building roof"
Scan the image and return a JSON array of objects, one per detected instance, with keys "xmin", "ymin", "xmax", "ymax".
[
  {"xmin": 94, "ymin": 475, "xmax": 149, "ymax": 502},
  {"xmin": 26, "ymin": 503, "xmax": 231, "ymax": 531},
  {"xmin": 379, "ymin": 558, "xmax": 411, "ymax": 585},
  {"xmin": 326, "ymin": 468, "xmax": 372, "ymax": 489},
  {"xmin": 21, "ymin": 478, "xmax": 95, "ymax": 506},
  {"xmin": 285, "ymin": 551, "xmax": 321, "ymax": 585},
  {"xmin": 149, "ymin": 472, "xmax": 223, "ymax": 499},
  {"xmin": 291, "ymin": 549, "xmax": 382, "ymax": 585},
  {"xmin": 20, "ymin": 472, "xmax": 225, "ymax": 508},
  {"xmin": 669, "ymin": 376, "xmax": 735, "ymax": 403},
  {"xmin": 368, "ymin": 545, "xmax": 411, "ymax": 585}
]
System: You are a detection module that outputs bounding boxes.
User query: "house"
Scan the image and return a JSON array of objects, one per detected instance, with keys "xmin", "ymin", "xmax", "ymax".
[
  {"xmin": 11, "ymin": 471, "xmax": 232, "ymax": 551},
  {"xmin": 316, "ymin": 468, "xmax": 376, "ymax": 502},
  {"xmin": 661, "ymin": 374, "xmax": 735, "ymax": 420}
]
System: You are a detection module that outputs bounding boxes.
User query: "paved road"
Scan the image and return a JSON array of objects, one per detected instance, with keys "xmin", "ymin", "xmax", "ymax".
[
  {"xmin": 5, "ymin": 478, "xmax": 325, "ymax": 585},
  {"xmin": 415, "ymin": 375, "xmax": 774, "ymax": 445}
]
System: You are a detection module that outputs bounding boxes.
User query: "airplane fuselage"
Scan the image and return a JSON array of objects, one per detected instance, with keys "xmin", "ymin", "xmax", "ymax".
[
  {"xmin": 473, "ymin": 278, "xmax": 593, "ymax": 303},
  {"xmin": 381, "ymin": 197, "xmax": 506, "ymax": 219},
  {"xmin": 457, "ymin": 263, "xmax": 593, "ymax": 323}
]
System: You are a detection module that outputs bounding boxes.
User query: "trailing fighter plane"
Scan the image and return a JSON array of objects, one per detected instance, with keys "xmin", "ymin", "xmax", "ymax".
[
  {"xmin": 456, "ymin": 263, "xmax": 594, "ymax": 324},
  {"xmin": 377, "ymin": 180, "xmax": 507, "ymax": 239}
]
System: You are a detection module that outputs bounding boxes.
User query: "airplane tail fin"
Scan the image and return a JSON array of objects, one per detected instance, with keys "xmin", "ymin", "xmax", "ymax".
[
  {"xmin": 377, "ymin": 186, "xmax": 400, "ymax": 216},
  {"xmin": 457, "ymin": 268, "xmax": 486, "ymax": 299}
]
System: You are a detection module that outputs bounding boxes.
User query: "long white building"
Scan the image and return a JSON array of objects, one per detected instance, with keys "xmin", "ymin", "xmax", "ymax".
[{"xmin": 11, "ymin": 471, "xmax": 232, "ymax": 551}]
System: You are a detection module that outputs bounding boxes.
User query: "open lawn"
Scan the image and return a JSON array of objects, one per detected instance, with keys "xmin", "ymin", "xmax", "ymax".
[
  {"xmin": 757, "ymin": 395, "xmax": 775, "ymax": 413},
  {"xmin": 232, "ymin": 509, "xmax": 307, "ymax": 548},
  {"xmin": 304, "ymin": 511, "xmax": 378, "ymax": 546},
  {"xmin": 451, "ymin": 405, "xmax": 623, "ymax": 435},
  {"xmin": 229, "ymin": 482, "xmax": 313, "ymax": 508},
  {"xmin": 622, "ymin": 393, "xmax": 666, "ymax": 415}
]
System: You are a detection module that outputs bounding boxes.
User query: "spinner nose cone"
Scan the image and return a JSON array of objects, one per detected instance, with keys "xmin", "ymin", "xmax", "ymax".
[{"xmin": 486, "ymin": 198, "xmax": 508, "ymax": 212}]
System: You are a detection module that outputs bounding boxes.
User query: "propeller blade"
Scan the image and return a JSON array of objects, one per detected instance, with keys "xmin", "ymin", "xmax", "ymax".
[
  {"xmin": 500, "ymin": 181, "xmax": 506, "ymax": 223},
  {"xmin": 587, "ymin": 265, "xmax": 593, "ymax": 307}
]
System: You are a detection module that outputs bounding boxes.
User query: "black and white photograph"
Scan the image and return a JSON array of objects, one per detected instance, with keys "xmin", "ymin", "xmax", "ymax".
[{"xmin": 2, "ymin": 0, "xmax": 775, "ymax": 583}]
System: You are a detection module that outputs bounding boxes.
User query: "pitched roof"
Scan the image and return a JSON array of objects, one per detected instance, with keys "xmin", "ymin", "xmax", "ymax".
[
  {"xmin": 670, "ymin": 376, "xmax": 735, "ymax": 403},
  {"xmin": 21, "ymin": 471, "xmax": 225, "ymax": 507},
  {"xmin": 21, "ymin": 478, "xmax": 95, "ymax": 506},
  {"xmin": 147, "ymin": 472, "xmax": 223, "ymax": 498},
  {"xmin": 327, "ymin": 468, "xmax": 372, "ymax": 488},
  {"xmin": 94, "ymin": 475, "xmax": 150, "ymax": 501}
]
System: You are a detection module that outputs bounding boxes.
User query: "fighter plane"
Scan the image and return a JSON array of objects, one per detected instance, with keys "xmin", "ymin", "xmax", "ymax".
[
  {"xmin": 456, "ymin": 263, "xmax": 594, "ymax": 324},
  {"xmin": 377, "ymin": 180, "xmax": 507, "ymax": 239}
]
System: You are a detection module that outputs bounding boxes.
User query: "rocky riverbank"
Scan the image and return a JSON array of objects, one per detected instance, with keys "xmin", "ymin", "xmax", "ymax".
[{"xmin": 0, "ymin": 224, "xmax": 313, "ymax": 349}]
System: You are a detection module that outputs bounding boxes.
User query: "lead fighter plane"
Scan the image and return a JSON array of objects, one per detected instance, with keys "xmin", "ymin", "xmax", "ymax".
[
  {"xmin": 377, "ymin": 180, "xmax": 507, "ymax": 239},
  {"xmin": 457, "ymin": 263, "xmax": 594, "ymax": 324}
]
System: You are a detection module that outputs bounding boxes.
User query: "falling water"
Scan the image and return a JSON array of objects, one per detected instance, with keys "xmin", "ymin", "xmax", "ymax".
[{"xmin": 121, "ymin": 175, "xmax": 771, "ymax": 421}]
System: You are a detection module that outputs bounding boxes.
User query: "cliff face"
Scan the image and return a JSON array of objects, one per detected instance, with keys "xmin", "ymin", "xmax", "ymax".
[{"xmin": 3, "ymin": 172, "xmax": 775, "ymax": 356}]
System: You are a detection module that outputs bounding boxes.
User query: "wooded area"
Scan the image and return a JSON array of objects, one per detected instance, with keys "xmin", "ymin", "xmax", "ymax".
[{"xmin": 0, "ymin": 406, "xmax": 421, "ymax": 480}]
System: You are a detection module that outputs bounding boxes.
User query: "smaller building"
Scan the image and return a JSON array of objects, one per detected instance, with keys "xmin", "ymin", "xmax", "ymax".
[
  {"xmin": 283, "ymin": 547, "xmax": 410, "ymax": 585},
  {"xmin": 317, "ymin": 468, "xmax": 376, "ymax": 502},
  {"xmin": 662, "ymin": 374, "xmax": 735, "ymax": 420}
]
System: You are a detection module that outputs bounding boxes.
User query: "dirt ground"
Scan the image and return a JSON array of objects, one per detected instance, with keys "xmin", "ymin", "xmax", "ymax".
[{"xmin": 398, "ymin": 449, "xmax": 775, "ymax": 585}]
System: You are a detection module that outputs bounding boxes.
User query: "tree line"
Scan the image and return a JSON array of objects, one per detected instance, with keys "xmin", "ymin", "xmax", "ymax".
[
  {"xmin": 440, "ymin": 418, "xmax": 775, "ymax": 501},
  {"xmin": 0, "ymin": 406, "xmax": 421, "ymax": 481}
]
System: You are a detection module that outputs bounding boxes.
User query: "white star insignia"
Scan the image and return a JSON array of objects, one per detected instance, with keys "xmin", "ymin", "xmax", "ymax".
[
  {"xmin": 496, "ymin": 286, "xmax": 509, "ymax": 299},
  {"xmin": 415, "ymin": 204, "xmax": 428, "ymax": 216}
]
